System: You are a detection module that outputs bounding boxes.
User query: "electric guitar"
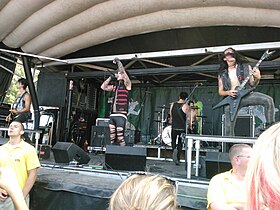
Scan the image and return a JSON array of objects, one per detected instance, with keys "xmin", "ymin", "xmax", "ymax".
[
  {"xmin": 5, "ymin": 104, "xmax": 14, "ymax": 123},
  {"xmin": 213, "ymin": 49, "xmax": 275, "ymax": 121}
]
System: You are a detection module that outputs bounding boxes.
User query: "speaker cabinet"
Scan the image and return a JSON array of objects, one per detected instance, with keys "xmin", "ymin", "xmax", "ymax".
[
  {"xmin": 38, "ymin": 144, "xmax": 51, "ymax": 160},
  {"xmin": 52, "ymin": 142, "xmax": 90, "ymax": 164},
  {"xmin": 205, "ymin": 152, "xmax": 231, "ymax": 179},
  {"xmin": 90, "ymin": 126, "xmax": 110, "ymax": 147},
  {"xmin": 37, "ymin": 72, "xmax": 67, "ymax": 107},
  {"xmin": 235, "ymin": 116, "xmax": 254, "ymax": 137},
  {"xmin": 124, "ymin": 130, "xmax": 135, "ymax": 146},
  {"xmin": 105, "ymin": 145, "xmax": 147, "ymax": 171},
  {"xmin": 96, "ymin": 118, "xmax": 110, "ymax": 126}
]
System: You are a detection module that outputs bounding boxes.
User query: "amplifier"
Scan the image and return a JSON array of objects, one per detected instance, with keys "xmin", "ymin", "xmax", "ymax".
[
  {"xmin": 96, "ymin": 118, "xmax": 110, "ymax": 126},
  {"xmin": 235, "ymin": 116, "xmax": 255, "ymax": 137},
  {"xmin": 124, "ymin": 129, "xmax": 135, "ymax": 146},
  {"xmin": 90, "ymin": 126, "xmax": 110, "ymax": 147},
  {"xmin": 222, "ymin": 114, "xmax": 255, "ymax": 137},
  {"xmin": 38, "ymin": 144, "xmax": 51, "ymax": 160}
]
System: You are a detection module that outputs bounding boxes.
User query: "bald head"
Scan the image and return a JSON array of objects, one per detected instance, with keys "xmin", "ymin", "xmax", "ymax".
[{"xmin": 229, "ymin": 144, "xmax": 252, "ymax": 162}]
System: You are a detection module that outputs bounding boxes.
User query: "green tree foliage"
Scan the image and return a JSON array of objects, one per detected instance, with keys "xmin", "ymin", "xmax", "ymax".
[
  {"xmin": 4, "ymin": 64, "xmax": 25, "ymax": 104},
  {"xmin": 4, "ymin": 62, "xmax": 39, "ymax": 104}
]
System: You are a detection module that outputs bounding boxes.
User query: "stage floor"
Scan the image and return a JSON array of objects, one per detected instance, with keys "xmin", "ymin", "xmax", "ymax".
[{"xmin": 32, "ymin": 148, "xmax": 209, "ymax": 210}]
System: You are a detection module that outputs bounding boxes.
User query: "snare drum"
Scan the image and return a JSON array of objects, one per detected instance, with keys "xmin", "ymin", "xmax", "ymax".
[{"xmin": 162, "ymin": 125, "xmax": 172, "ymax": 146}]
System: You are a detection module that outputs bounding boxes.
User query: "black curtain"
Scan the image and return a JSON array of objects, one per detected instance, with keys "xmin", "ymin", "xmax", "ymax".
[{"xmin": 0, "ymin": 52, "xmax": 16, "ymax": 102}]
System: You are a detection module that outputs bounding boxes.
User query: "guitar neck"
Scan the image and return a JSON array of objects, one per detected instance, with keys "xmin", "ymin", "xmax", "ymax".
[{"xmin": 239, "ymin": 59, "xmax": 263, "ymax": 89}]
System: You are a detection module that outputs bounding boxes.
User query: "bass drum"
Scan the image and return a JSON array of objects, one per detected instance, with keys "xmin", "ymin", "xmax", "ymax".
[{"xmin": 162, "ymin": 125, "xmax": 172, "ymax": 146}]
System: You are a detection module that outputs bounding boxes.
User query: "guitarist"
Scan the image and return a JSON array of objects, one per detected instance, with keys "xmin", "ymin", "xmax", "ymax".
[
  {"xmin": 218, "ymin": 48, "xmax": 275, "ymax": 136},
  {"xmin": 8, "ymin": 78, "xmax": 31, "ymax": 124}
]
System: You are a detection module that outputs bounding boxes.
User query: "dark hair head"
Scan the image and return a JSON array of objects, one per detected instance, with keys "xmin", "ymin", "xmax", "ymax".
[
  {"xmin": 188, "ymin": 100, "xmax": 194, "ymax": 106},
  {"xmin": 18, "ymin": 78, "xmax": 28, "ymax": 89},
  {"xmin": 179, "ymin": 92, "xmax": 188, "ymax": 100},
  {"xmin": 218, "ymin": 47, "xmax": 248, "ymax": 73}
]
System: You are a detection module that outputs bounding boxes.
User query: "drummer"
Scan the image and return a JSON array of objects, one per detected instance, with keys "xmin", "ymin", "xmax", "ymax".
[
  {"xmin": 169, "ymin": 92, "xmax": 189, "ymax": 165},
  {"xmin": 188, "ymin": 101, "xmax": 200, "ymax": 134}
]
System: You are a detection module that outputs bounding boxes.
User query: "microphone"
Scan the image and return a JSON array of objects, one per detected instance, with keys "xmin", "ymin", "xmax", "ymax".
[
  {"xmin": 107, "ymin": 69, "xmax": 116, "ymax": 77},
  {"xmin": 196, "ymin": 82, "xmax": 203, "ymax": 86}
]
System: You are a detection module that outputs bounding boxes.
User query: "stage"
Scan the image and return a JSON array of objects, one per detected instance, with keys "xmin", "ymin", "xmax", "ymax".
[
  {"xmin": 1, "ymin": 133, "xmax": 257, "ymax": 209},
  {"xmin": 31, "ymin": 146, "xmax": 209, "ymax": 210}
]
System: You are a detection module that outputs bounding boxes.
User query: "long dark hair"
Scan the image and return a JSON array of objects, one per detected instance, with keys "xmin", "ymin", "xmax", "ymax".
[{"xmin": 218, "ymin": 47, "xmax": 248, "ymax": 73}]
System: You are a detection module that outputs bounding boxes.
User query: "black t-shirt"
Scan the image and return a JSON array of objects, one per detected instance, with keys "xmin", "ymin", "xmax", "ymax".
[{"xmin": 171, "ymin": 102, "xmax": 186, "ymax": 131}]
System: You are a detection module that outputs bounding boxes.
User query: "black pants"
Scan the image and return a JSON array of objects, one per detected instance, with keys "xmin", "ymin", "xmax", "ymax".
[
  {"xmin": 109, "ymin": 113, "xmax": 127, "ymax": 146},
  {"xmin": 171, "ymin": 129, "xmax": 185, "ymax": 161},
  {"xmin": 13, "ymin": 112, "xmax": 31, "ymax": 123}
]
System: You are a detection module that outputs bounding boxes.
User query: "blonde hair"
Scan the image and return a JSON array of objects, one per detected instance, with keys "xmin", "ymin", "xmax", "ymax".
[
  {"xmin": 109, "ymin": 174, "xmax": 177, "ymax": 210},
  {"xmin": 246, "ymin": 122, "xmax": 280, "ymax": 210}
]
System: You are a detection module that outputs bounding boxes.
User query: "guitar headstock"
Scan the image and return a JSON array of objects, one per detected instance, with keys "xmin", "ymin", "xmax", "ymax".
[{"xmin": 261, "ymin": 49, "xmax": 275, "ymax": 61}]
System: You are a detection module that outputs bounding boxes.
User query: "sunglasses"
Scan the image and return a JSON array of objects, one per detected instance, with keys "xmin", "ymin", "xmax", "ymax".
[
  {"xmin": 224, "ymin": 52, "xmax": 235, "ymax": 57},
  {"xmin": 127, "ymin": 171, "xmax": 178, "ymax": 193},
  {"xmin": 237, "ymin": 155, "xmax": 251, "ymax": 158}
]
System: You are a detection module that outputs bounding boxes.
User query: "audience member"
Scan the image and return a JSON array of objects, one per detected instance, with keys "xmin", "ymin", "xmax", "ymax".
[
  {"xmin": 0, "ymin": 167, "xmax": 29, "ymax": 210},
  {"xmin": 0, "ymin": 121, "xmax": 40, "ymax": 209},
  {"xmin": 109, "ymin": 173, "xmax": 178, "ymax": 210},
  {"xmin": 246, "ymin": 122, "xmax": 280, "ymax": 210},
  {"xmin": 207, "ymin": 144, "xmax": 252, "ymax": 210}
]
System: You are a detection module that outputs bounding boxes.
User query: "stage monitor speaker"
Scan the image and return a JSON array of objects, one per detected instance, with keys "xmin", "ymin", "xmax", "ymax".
[
  {"xmin": 105, "ymin": 145, "xmax": 146, "ymax": 171},
  {"xmin": 235, "ymin": 116, "xmax": 254, "ymax": 137},
  {"xmin": 205, "ymin": 152, "xmax": 231, "ymax": 179},
  {"xmin": 90, "ymin": 126, "xmax": 110, "ymax": 147},
  {"xmin": 52, "ymin": 142, "xmax": 90, "ymax": 164}
]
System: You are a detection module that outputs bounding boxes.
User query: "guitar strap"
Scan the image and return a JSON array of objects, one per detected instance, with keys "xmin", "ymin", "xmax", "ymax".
[{"xmin": 15, "ymin": 91, "xmax": 27, "ymax": 110}]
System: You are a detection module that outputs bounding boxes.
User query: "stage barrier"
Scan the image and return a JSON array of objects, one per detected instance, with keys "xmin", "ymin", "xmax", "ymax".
[{"xmin": 185, "ymin": 135, "xmax": 257, "ymax": 179}]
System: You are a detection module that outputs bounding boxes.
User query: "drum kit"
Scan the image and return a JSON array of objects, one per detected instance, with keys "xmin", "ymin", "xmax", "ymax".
[
  {"xmin": 153, "ymin": 105, "xmax": 170, "ymax": 145},
  {"xmin": 153, "ymin": 104, "xmax": 206, "ymax": 146}
]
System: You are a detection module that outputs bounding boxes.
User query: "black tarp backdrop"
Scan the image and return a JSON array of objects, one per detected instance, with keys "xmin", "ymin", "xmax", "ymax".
[
  {"xmin": 0, "ymin": 53, "xmax": 16, "ymax": 102},
  {"xmin": 37, "ymin": 72, "xmax": 67, "ymax": 107},
  {"xmin": 101, "ymin": 83, "xmax": 280, "ymax": 143},
  {"xmin": 37, "ymin": 72, "xmax": 68, "ymax": 143}
]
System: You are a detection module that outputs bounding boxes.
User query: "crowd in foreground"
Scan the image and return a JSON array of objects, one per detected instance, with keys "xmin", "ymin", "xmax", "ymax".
[{"xmin": 0, "ymin": 121, "xmax": 279, "ymax": 210}]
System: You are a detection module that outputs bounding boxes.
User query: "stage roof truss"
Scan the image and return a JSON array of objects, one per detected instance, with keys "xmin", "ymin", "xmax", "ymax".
[
  {"xmin": 41, "ymin": 41, "xmax": 280, "ymax": 67},
  {"xmin": 29, "ymin": 41, "xmax": 280, "ymax": 85}
]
